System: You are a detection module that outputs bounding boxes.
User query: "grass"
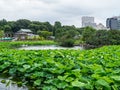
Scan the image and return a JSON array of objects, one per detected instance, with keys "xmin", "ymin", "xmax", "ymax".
[{"xmin": 0, "ymin": 40, "xmax": 57, "ymax": 49}]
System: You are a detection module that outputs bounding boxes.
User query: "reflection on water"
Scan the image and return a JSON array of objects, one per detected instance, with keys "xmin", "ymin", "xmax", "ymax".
[
  {"xmin": 19, "ymin": 45, "xmax": 83, "ymax": 50},
  {"xmin": 0, "ymin": 79, "xmax": 28, "ymax": 90}
]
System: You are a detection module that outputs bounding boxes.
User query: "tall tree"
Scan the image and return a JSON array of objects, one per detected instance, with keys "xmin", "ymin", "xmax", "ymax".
[
  {"xmin": 4, "ymin": 25, "xmax": 12, "ymax": 33},
  {"xmin": 108, "ymin": 30, "xmax": 120, "ymax": 45},
  {"xmin": 53, "ymin": 21, "xmax": 62, "ymax": 36},
  {"xmin": 43, "ymin": 22, "xmax": 53, "ymax": 32},
  {"xmin": 0, "ymin": 19, "xmax": 7, "ymax": 26},
  {"xmin": 13, "ymin": 19, "xmax": 31, "ymax": 32},
  {"xmin": 0, "ymin": 19, "xmax": 7, "ymax": 30},
  {"xmin": 37, "ymin": 30, "xmax": 52, "ymax": 39},
  {"xmin": 82, "ymin": 26, "xmax": 96, "ymax": 44},
  {"xmin": 0, "ymin": 30, "xmax": 4, "ymax": 38},
  {"xmin": 93, "ymin": 30, "xmax": 109, "ymax": 46}
]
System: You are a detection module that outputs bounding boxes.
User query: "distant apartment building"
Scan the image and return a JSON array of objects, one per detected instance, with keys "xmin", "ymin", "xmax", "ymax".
[
  {"xmin": 82, "ymin": 16, "xmax": 97, "ymax": 28},
  {"xmin": 106, "ymin": 16, "xmax": 120, "ymax": 30},
  {"xmin": 96, "ymin": 23, "xmax": 108, "ymax": 30}
]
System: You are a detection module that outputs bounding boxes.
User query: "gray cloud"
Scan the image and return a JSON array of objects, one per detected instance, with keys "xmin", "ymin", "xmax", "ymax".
[
  {"xmin": 0, "ymin": 0, "xmax": 120, "ymax": 27},
  {"xmin": 40, "ymin": 0, "xmax": 58, "ymax": 4},
  {"xmin": 54, "ymin": 6, "xmax": 93, "ymax": 17}
]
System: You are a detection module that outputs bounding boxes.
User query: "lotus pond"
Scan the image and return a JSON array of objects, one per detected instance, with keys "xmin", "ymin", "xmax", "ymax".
[{"xmin": 0, "ymin": 41, "xmax": 120, "ymax": 90}]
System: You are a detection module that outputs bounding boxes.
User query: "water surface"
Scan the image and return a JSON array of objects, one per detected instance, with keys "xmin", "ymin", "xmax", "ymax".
[
  {"xmin": 0, "ymin": 79, "xmax": 28, "ymax": 90},
  {"xmin": 19, "ymin": 45, "xmax": 83, "ymax": 50}
]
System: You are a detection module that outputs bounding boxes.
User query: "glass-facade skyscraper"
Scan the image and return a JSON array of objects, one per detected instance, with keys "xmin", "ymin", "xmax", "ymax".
[{"xmin": 106, "ymin": 16, "xmax": 120, "ymax": 30}]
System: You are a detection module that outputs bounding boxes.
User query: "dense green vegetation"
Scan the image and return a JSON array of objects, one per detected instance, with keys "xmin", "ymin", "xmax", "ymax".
[
  {"xmin": 0, "ymin": 19, "xmax": 53, "ymax": 34},
  {"xmin": 82, "ymin": 27, "xmax": 120, "ymax": 46},
  {"xmin": 0, "ymin": 19, "xmax": 120, "ymax": 89},
  {"xmin": 0, "ymin": 19, "xmax": 81, "ymax": 37},
  {"xmin": 0, "ymin": 19, "xmax": 120, "ymax": 47},
  {"xmin": 54, "ymin": 26, "xmax": 120, "ymax": 47},
  {"xmin": 0, "ymin": 19, "xmax": 83, "ymax": 47},
  {"xmin": 55, "ymin": 25, "xmax": 81, "ymax": 47},
  {"xmin": 0, "ymin": 43, "xmax": 120, "ymax": 89}
]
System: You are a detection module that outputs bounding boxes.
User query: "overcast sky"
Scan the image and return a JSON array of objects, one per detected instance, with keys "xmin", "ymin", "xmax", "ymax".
[{"xmin": 0, "ymin": 0, "xmax": 120, "ymax": 27}]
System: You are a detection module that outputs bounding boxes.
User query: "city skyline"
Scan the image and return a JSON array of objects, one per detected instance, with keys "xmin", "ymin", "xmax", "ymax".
[
  {"xmin": 81, "ymin": 16, "xmax": 107, "ymax": 30},
  {"xmin": 0, "ymin": 0, "xmax": 120, "ymax": 27}
]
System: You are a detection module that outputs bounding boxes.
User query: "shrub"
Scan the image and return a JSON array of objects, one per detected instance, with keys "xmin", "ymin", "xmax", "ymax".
[{"xmin": 60, "ymin": 39, "xmax": 74, "ymax": 47}]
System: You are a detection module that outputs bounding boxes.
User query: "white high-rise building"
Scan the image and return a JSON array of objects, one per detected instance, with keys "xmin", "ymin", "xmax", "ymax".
[{"xmin": 82, "ymin": 16, "xmax": 97, "ymax": 28}]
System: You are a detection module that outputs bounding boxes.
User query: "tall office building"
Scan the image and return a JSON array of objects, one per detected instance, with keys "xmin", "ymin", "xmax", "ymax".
[
  {"xmin": 82, "ymin": 16, "xmax": 97, "ymax": 28},
  {"xmin": 106, "ymin": 16, "xmax": 120, "ymax": 30}
]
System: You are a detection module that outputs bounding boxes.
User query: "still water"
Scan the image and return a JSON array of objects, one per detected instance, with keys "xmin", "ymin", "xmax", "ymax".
[
  {"xmin": 19, "ymin": 45, "xmax": 83, "ymax": 50},
  {"xmin": 0, "ymin": 79, "xmax": 28, "ymax": 90}
]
